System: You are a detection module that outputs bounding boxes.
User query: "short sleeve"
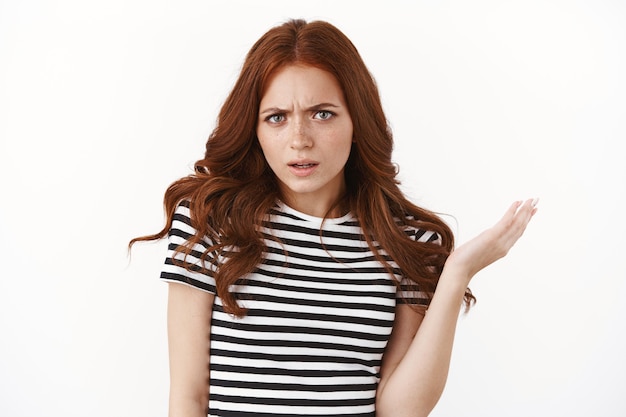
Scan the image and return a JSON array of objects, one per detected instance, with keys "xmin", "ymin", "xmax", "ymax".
[
  {"xmin": 396, "ymin": 224, "xmax": 442, "ymax": 306},
  {"xmin": 159, "ymin": 200, "xmax": 217, "ymax": 294}
]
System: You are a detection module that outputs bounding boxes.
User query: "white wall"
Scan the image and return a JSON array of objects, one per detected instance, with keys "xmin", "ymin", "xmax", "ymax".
[{"xmin": 1, "ymin": 1, "xmax": 624, "ymax": 416}]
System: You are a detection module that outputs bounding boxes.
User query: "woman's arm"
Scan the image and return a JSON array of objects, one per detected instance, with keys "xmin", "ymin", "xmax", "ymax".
[
  {"xmin": 166, "ymin": 282, "xmax": 215, "ymax": 417},
  {"xmin": 376, "ymin": 199, "xmax": 538, "ymax": 417}
]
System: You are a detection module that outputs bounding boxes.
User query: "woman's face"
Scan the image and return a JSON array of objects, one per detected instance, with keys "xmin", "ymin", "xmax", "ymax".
[{"xmin": 256, "ymin": 64, "xmax": 354, "ymax": 217}]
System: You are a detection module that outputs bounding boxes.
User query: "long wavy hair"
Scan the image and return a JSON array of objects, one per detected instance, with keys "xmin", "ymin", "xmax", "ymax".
[{"xmin": 130, "ymin": 19, "xmax": 474, "ymax": 316}]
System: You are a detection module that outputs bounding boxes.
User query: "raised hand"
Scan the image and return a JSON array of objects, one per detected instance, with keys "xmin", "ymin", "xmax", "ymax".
[{"xmin": 444, "ymin": 198, "xmax": 539, "ymax": 284}]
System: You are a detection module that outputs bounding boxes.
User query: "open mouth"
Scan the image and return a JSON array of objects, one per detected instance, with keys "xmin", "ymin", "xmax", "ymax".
[{"xmin": 288, "ymin": 161, "xmax": 319, "ymax": 176}]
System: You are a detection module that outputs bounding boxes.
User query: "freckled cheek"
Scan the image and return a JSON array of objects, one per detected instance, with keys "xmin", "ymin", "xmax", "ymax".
[{"xmin": 260, "ymin": 126, "xmax": 287, "ymax": 143}]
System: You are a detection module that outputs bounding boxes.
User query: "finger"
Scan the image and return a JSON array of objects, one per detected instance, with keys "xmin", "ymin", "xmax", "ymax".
[
  {"xmin": 508, "ymin": 198, "xmax": 538, "ymax": 239},
  {"xmin": 497, "ymin": 198, "xmax": 535, "ymax": 236},
  {"xmin": 521, "ymin": 197, "xmax": 539, "ymax": 221},
  {"xmin": 495, "ymin": 198, "xmax": 537, "ymax": 240},
  {"xmin": 530, "ymin": 197, "xmax": 540, "ymax": 217},
  {"xmin": 498, "ymin": 200, "xmax": 527, "ymax": 229},
  {"xmin": 512, "ymin": 198, "xmax": 538, "ymax": 221},
  {"xmin": 502, "ymin": 200, "xmax": 523, "ymax": 223},
  {"xmin": 516, "ymin": 198, "xmax": 537, "ymax": 214}
]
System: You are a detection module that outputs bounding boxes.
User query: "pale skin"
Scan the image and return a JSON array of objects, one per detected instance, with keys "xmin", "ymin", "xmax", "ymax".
[
  {"xmin": 256, "ymin": 64, "xmax": 354, "ymax": 218},
  {"xmin": 165, "ymin": 64, "xmax": 538, "ymax": 417}
]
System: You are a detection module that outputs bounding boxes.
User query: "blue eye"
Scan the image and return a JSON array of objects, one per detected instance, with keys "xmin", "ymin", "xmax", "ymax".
[
  {"xmin": 315, "ymin": 110, "xmax": 334, "ymax": 120},
  {"xmin": 267, "ymin": 114, "xmax": 285, "ymax": 123}
]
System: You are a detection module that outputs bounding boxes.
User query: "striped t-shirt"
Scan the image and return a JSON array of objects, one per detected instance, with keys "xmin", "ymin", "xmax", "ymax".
[{"xmin": 160, "ymin": 200, "xmax": 439, "ymax": 417}]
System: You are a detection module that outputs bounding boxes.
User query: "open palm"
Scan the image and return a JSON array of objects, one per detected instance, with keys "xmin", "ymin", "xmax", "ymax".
[{"xmin": 446, "ymin": 199, "xmax": 538, "ymax": 282}]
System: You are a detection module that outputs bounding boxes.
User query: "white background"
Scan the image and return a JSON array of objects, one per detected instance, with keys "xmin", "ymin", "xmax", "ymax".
[{"xmin": 1, "ymin": 1, "xmax": 625, "ymax": 416}]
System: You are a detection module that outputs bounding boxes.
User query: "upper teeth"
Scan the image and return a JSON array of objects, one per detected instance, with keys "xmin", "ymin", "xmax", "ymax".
[{"xmin": 295, "ymin": 164, "xmax": 313, "ymax": 168}]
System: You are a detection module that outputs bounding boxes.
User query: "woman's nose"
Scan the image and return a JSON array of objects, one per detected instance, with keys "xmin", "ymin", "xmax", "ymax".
[{"xmin": 289, "ymin": 120, "xmax": 313, "ymax": 149}]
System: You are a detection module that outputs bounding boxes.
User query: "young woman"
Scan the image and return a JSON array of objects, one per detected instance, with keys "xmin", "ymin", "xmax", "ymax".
[{"xmin": 131, "ymin": 19, "xmax": 537, "ymax": 417}]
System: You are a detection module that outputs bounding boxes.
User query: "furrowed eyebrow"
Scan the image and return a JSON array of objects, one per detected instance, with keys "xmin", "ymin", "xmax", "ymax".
[
  {"xmin": 306, "ymin": 103, "xmax": 340, "ymax": 112},
  {"xmin": 259, "ymin": 107, "xmax": 286, "ymax": 116},
  {"xmin": 259, "ymin": 103, "xmax": 340, "ymax": 116}
]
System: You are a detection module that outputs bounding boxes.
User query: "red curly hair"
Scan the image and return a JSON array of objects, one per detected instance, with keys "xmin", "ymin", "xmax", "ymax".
[{"xmin": 130, "ymin": 19, "xmax": 474, "ymax": 316}]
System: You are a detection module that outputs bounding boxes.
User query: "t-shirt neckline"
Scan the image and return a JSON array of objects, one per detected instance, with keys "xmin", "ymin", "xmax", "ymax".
[{"xmin": 276, "ymin": 200, "xmax": 355, "ymax": 225}]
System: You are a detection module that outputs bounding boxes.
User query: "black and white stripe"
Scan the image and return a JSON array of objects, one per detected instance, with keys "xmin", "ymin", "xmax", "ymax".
[{"xmin": 161, "ymin": 200, "xmax": 438, "ymax": 417}]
